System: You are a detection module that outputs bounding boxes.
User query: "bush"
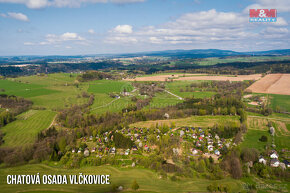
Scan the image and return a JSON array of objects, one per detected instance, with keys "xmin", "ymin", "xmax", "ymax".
[
  {"xmin": 259, "ymin": 135, "xmax": 268, "ymax": 142},
  {"xmin": 131, "ymin": 180, "xmax": 139, "ymax": 191}
]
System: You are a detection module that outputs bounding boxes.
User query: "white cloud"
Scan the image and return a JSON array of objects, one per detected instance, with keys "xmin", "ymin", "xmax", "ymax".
[
  {"xmin": 88, "ymin": 29, "xmax": 95, "ymax": 34},
  {"xmin": 1, "ymin": 12, "xmax": 29, "ymax": 22},
  {"xmin": 24, "ymin": 42, "xmax": 35, "ymax": 45},
  {"xmin": 25, "ymin": 32, "xmax": 86, "ymax": 46},
  {"xmin": 0, "ymin": 0, "xmax": 145, "ymax": 9},
  {"xmin": 112, "ymin": 25, "xmax": 133, "ymax": 34},
  {"xmin": 104, "ymin": 8, "xmax": 289, "ymax": 51}
]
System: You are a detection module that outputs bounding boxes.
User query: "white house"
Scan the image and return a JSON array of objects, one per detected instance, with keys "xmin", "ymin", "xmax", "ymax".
[
  {"xmin": 270, "ymin": 152, "xmax": 278, "ymax": 159},
  {"xmin": 259, "ymin": 156, "xmax": 267, "ymax": 165},
  {"xmin": 192, "ymin": 149, "xmax": 198, "ymax": 155},
  {"xmin": 208, "ymin": 145, "xmax": 214, "ymax": 151},
  {"xmin": 214, "ymin": 150, "xmax": 220, "ymax": 156},
  {"xmin": 270, "ymin": 159, "xmax": 280, "ymax": 167}
]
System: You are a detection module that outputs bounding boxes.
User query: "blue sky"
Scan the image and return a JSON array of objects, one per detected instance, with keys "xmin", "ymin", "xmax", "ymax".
[{"xmin": 0, "ymin": 0, "xmax": 289, "ymax": 55}]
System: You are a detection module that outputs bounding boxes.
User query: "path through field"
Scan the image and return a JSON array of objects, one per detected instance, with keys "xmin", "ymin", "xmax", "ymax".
[{"xmin": 164, "ymin": 89, "xmax": 184, "ymax": 100}]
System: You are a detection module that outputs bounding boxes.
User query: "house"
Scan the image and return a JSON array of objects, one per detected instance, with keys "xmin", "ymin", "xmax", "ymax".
[
  {"xmin": 215, "ymin": 135, "xmax": 220, "ymax": 140},
  {"xmin": 270, "ymin": 151, "xmax": 278, "ymax": 159},
  {"xmin": 132, "ymin": 145, "xmax": 138, "ymax": 151},
  {"xmin": 109, "ymin": 147, "xmax": 116, "ymax": 154},
  {"xmin": 192, "ymin": 134, "xmax": 197, "ymax": 139},
  {"xmin": 72, "ymin": 149, "xmax": 75, "ymax": 153},
  {"xmin": 91, "ymin": 147, "xmax": 96, "ymax": 153},
  {"xmin": 269, "ymin": 127, "xmax": 275, "ymax": 136},
  {"xmin": 164, "ymin": 113, "xmax": 170, "ymax": 119},
  {"xmin": 214, "ymin": 150, "xmax": 220, "ymax": 156},
  {"xmin": 282, "ymin": 160, "xmax": 290, "ymax": 168},
  {"xmin": 192, "ymin": 149, "xmax": 198, "ymax": 155},
  {"xmin": 84, "ymin": 149, "xmax": 90, "ymax": 157},
  {"xmin": 259, "ymin": 156, "xmax": 267, "ymax": 165},
  {"xmin": 208, "ymin": 145, "xmax": 214, "ymax": 151},
  {"xmin": 180, "ymin": 130, "xmax": 185, "ymax": 137},
  {"xmin": 125, "ymin": 149, "xmax": 130, "ymax": 155},
  {"xmin": 270, "ymin": 159, "xmax": 280, "ymax": 167}
]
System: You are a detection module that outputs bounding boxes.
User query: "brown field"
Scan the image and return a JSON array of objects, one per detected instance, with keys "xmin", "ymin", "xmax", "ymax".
[
  {"xmin": 126, "ymin": 74, "xmax": 261, "ymax": 82},
  {"xmin": 245, "ymin": 74, "xmax": 290, "ymax": 95}
]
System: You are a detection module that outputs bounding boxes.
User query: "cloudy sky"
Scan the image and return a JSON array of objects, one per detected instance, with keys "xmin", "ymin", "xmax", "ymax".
[{"xmin": 0, "ymin": 0, "xmax": 289, "ymax": 55}]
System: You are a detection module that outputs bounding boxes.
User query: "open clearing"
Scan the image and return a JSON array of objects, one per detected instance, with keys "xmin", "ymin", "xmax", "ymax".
[
  {"xmin": 126, "ymin": 74, "xmax": 261, "ymax": 82},
  {"xmin": 130, "ymin": 115, "xmax": 240, "ymax": 128},
  {"xmin": 1, "ymin": 110, "xmax": 56, "ymax": 147},
  {"xmin": 245, "ymin": 74, "xmax": 290, "ymax": 95}
]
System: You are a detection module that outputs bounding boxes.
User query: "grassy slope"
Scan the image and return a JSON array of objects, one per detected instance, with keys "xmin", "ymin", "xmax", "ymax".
[
  {"xmin": 166, "ymin": 81, "xmax": 216, "ymax": 99},
  {"xmin": 1, "ymin": 110, "xmax": 56, "ymax": 147},
  {"xmin": 0, "ymin": 164, "xmax": 243, "ymax": 193},
  {"xmin": 131, "ymin": 115, "xmax": 240, "ymax": 128},
  {"xmin": 269, "ymin": 94, "xmax": 290, "ymax": 112},
  {"xmin": 7, "ymin": 73, "xmax": 88, "ymax": 110}
]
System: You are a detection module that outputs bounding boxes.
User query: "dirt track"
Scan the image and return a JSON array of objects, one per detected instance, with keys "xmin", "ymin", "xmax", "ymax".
[
  {"xmin": 245, "ymin": 74, "xmax": 290, "ymax": 95},
  {"xmin": 126, "ymin": 74, "xmax": 261, "ymax": 82}
]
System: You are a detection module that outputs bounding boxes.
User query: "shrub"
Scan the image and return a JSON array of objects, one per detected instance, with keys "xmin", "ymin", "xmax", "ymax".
[{"xmin": 131, "ymin": 180, "xmax": 139, "ymax": 191}]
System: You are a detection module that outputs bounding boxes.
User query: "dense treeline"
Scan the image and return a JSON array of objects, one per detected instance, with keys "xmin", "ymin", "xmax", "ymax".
[
  {"xmin": 57, "ymin": 94, "xmax": 247, "ymax": 137},
  {"xmin": 0, "ymin": 94, "xmax": 32, "ymax": 128},
  {"xmin": 76, "ymin": 71, "xmax": 118, "ymax": 82}
]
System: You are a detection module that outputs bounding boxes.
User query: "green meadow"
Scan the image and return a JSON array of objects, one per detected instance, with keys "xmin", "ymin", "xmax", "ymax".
[
  {"xmin": 1, "ymin": 110, "xmax": 56, "ymax": 147},
  {"xmin": 0, "ymin": 164, "xmax": 243, "ymax": 193},
  {"xmin": 165, "ymin": 81, "xmax": 216, "ymax": 99}
]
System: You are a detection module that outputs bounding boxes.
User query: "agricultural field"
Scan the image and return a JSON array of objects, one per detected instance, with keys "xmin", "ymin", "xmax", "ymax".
[
  {"xmin": 244, "ymin": 116, "xmax": 290, "ymax": 151},
  {"xmin": 193, "ymin": 56, "xmax": 290, "ymax": 66},
  {"xmin": 165, "ymin": 81, "xmax": 216, "ymax": 99},
  {"xmin": 246, "ymin": 74, "xmax": 290, "ymax": 95},
  {"xmin": 0, "ymin": 74, "xmax": 89, "ymax": 110},
  {"xmin": 88, "ymin": 80, "xmax": 133, "ymax": 94},
  {"xmin": 1, "ymin": 110, "xmax": 56, "ymax": 147}
]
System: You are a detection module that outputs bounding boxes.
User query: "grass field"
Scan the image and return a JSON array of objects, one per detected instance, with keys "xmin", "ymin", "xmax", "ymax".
[
  {"xmin": 2, "ymin": 74, "xmax": 89, "ymax": 110},
  {"xmin": 0, "ymin": 79, "xmax": 59, "ymax": 98},
  {"xmin": 269, "ymin": 94, "xmax": 290, "ymax": 112},
  {"xmin": 166, "ymin": 81, "xmax": 216, "ymax": 99},
  {"xmin": 88, "ymin": 80, "xmax": 133, "ymax": 94},
  {"xmin": 0, "ymin": 164, "xmax": 243, "ymax": 193},
  {"xmin": 130, "ymin": 115, "xmax": 240, "ymax": 128},
  {"xmin": 0, "ymin": 110, "xmax": 56, "ymax": 147},
  {"xmin": 244, "ymin": 116, "xmax": 290, "ymax": 151},
  {"xmin": 194, "ymin": 56, "xmax": 290, "ymax": 66},
  {"xmin": 240, "ymin": 130, "xmax": 272, "ymax": 152}
]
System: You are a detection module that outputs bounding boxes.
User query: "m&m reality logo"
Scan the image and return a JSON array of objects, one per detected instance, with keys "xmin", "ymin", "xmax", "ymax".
[{"xmin": 249, "ymin": 9, "xmax": 277, "ymax": 22}]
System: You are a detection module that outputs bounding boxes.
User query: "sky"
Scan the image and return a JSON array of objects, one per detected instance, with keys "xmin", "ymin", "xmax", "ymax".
[{"xmin": 0, "ymin": 0, "xmax": 289, "ymax": 55}]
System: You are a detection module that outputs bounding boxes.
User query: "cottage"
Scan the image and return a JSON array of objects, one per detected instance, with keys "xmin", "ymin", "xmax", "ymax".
[
  {"xmin": 270, "ymin": 159, "xmax": 280, "ymax": 167},
  {"xmin": 214, "ymin": 149, "xmax": 220, "ymax": 156},
  {"xmin": 258, "ymin": 156, "xmax": 267, "ymax": 165},
  {"xmin": 208, "ymin": 145, "xmax": 214, "ymax": 151},
  {"xmin": 270, "ymin": 151, "xmax": 278, "ymax": 159},
  {"xmin": 164, "ymin": 113, "xmax": 170, "ymax": 119},
  {"xmin": 282, "ymin": 160, "xmax": 290, "ymax": 168},
  {"xmin": 192, "ymin": 149, "xmax": 198, "ymax": 155},
  {"xmin": 269, "ymin": 127, "xmax": 275, "ymax": 136},
  {"xmin": 125, "ymin": 149, "xmax": 130, "ymax": 155},
  {"xmin": 84, "ymin": 149, "xmax": 90, "ymax": 157},
  {"xmin": 180, "ymin": 130, "xmax": 185, "ymax": 137}
]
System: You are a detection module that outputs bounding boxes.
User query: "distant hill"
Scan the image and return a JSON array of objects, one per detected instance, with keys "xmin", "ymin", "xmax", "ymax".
[{"xmin": 118, "ymin": 49, "xmax": 290, "ymax": 58}]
